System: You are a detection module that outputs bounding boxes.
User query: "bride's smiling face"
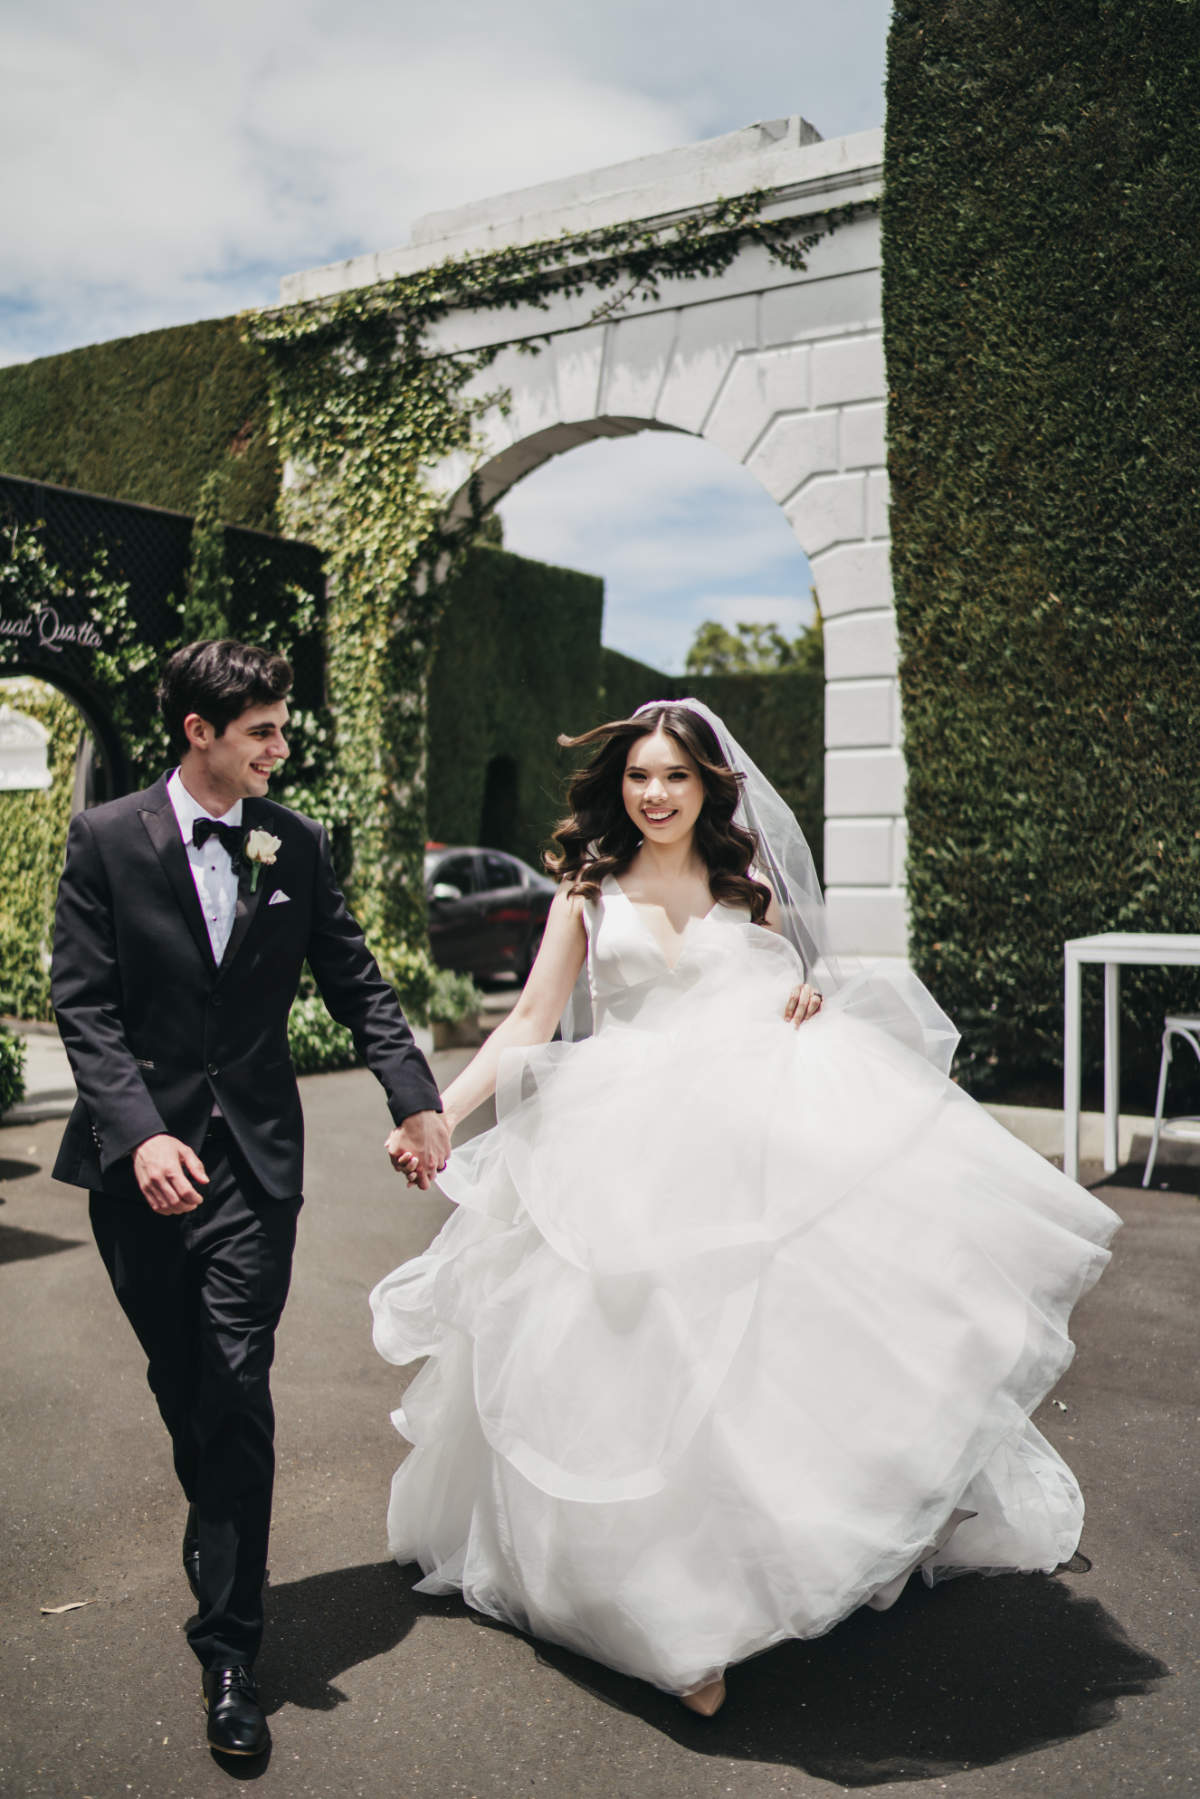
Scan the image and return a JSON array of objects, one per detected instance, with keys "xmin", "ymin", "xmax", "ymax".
[{"xmin": 622, "ymin": 728, "xmax": 706, "ymax": 844}]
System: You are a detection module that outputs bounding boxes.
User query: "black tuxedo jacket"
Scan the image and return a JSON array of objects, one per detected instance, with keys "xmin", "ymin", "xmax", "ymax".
[{"xmin": 51, "ymin": 775, "xmax": 441, "ymax": 1201}]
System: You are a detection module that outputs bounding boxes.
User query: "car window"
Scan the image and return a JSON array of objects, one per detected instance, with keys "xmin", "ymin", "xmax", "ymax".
[
  {"xmin": 480, "ymin": 853, "xmax": 519, "ymax": 891},
  {"xmin": 433, "ymin": 853, "xmax": 477, "ymax": 894}
]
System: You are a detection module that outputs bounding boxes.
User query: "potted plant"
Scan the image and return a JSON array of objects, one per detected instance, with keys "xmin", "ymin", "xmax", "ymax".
[{"xmin": 429, "ymin": 969, "xmax": 486, "ymax": 1050}]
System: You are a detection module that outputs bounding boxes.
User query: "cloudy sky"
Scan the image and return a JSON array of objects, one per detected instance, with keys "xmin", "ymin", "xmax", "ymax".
[{"xmin": 3, "ymin": 0, "xmax": 892, "ymax": 669}]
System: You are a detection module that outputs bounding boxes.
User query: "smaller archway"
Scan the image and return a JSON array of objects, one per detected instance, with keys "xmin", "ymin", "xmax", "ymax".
[
  {"xmin": 2, "ymin": 661, "xmax": 127, "ymax": 802},
  {"xmin": 479, "ymin": 754, "xmax": 519, "ymax": 854}
]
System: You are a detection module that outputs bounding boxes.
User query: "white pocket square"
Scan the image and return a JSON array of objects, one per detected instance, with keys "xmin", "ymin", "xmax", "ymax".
[{"xmin": 268, "ymin": 890, "xmax": 291, "ymax": 907}]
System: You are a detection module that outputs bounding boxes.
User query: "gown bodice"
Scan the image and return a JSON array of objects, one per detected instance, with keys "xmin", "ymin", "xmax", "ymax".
[{"xmin": 583, "ymin": 874, "xmax": 753, "ymax": 1033}]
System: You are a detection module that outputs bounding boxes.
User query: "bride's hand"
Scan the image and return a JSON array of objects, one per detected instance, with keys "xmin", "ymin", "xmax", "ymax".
[{"xmin": 783, "ymin": 982, "xmax": 823, "ymax": 1028}]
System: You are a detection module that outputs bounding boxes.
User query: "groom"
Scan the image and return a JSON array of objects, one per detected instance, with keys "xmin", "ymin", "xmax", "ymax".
[{"xmin": 51, "ymin": 638, "xmax": 450, "ymax": 1758}]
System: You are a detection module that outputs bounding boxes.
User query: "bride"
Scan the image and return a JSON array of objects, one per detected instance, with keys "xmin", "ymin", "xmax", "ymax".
[{"xmin": 371, "ymin": 700, "xmax": 1119, "ymax": 1717}]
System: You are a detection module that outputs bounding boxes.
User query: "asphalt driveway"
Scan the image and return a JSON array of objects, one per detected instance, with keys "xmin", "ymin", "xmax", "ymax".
[{"xmin": 0, "ymin": 1064, "xmax": 1196, "ymax": 1799}]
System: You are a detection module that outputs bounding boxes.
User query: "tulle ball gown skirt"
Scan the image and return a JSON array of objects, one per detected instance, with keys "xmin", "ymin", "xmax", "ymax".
[{"xmin": 370, "ymin": 913, "xmax": 1119, "ymax": 1697}]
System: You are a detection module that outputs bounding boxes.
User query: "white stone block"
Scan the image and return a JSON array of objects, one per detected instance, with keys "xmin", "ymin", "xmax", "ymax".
[
  {"xmin": 811, "ymin": 335, "xmax": 886, "ymax": 408},
  {"xmin": 823, "ymin": 610, "xmax": 898, "ymax": 680},
  {"xmin": 824, "ymin": 679, "xmax": 896, "ymax": 748},
  {"xmin": 761, "ymin": 266, "xmax": 882, "ymax": 348},
  {"xmin": 553, "ymin": 325, "xmax": 607, "ymax": 422},
  {"xmin": 655, "ymin": 295, "xmax": 758, "ymax": 434},
  {"xmin": 599, "ymin": 311, "xmax": 679, "ymax": 420},
  {"xmin": 841, "ymin": 402, "xmax": 886, "ymax": 470},
  {"xmin": 824, "ymin": 818, "xmax": 894, "ymax": 886},
  {"xmin": 866, "ymin": 469, "xmax": 890, "ymax": 539},
  {"xmin": 825, "ymin": 888, "xmax": 909, "ymax": 959},
  {"xmin": 485, "ymin": 344, "xmax": 562, "ymax": 447},
  {"xmin": 810, "ymin": 542, "xmax": 893, "ymax": 619},
  {"xmin": 786, "ymin": 472, "xmax": 866, "ymax": 555},
  {"xmin": 744, "ymin": 409, "xmax": 837, "ymax": 505},
  {"xmin": 704, "ymin": 345, "xmax": 810, "ymax": 464},
  {"xmin": 824, "ymin": 748, "xmax": 907, "ymax": 818}
]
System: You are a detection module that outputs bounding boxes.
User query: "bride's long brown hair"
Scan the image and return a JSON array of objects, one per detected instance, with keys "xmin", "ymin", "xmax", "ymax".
[{"xmin": 544, "ymin": 704, "xmax": 772, "ymax": 923}]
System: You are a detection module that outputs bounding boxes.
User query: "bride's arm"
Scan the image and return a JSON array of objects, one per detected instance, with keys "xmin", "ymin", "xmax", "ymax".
[{"xmin": 439, "ymin": 885, "xmax": 587, "ymax": 1133}]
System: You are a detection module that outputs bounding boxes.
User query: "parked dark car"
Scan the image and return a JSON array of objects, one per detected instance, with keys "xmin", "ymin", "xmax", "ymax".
[{"xmin": 425, "ymin": 845, "xmax": 556, "ymax": 982}]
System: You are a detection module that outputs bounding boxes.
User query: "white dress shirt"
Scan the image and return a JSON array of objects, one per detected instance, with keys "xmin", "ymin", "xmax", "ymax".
[{"xmin": 167, "ymin": 769, "xmax": 243, "ymax": 965}]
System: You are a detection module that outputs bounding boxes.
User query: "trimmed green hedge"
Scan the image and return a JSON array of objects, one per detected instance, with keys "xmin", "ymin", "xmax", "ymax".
[
  {"xmin": 885, "ymin": 0, "xmax": 1200, "ymax": 1104},
  {"xmin": 598, "ymin": 645, "xmax": 674, "ymax": 723},
  {"xmin": 0, "ymin": 318, "xmax": 279, "ymax": 531},
  {"xmin": 426, "ymin": 546, "xmax": 604, "ymax": 866},
  {"xmin": 0, "ymin": 1024, "xmax": 25, "ymax": 1115}
]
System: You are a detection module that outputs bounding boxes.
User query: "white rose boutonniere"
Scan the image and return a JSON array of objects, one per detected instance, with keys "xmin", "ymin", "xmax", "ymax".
[{"xmin": 243, "ymin": 828, "xmax": 282, "ymax": 892}]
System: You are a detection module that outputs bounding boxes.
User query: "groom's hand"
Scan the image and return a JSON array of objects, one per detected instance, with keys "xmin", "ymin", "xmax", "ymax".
[
  {"xmin": 133, "ymin": 1134, "xmax": 209, "ymax": 1215},
  {"xmin": 385, "ymin": 1111, "xmax": 451, "ymax": 1191}
]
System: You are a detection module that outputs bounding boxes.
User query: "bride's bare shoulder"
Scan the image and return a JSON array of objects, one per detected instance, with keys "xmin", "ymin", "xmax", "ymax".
[{"xmin": 548, "ymin": 882, "xmax": 590, "ymax": 924}]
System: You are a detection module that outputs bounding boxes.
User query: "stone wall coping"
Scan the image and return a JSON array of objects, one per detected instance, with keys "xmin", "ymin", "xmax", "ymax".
[{"xmin": 279, "ymin": 123, "xmax": 884, "ymax": 306}]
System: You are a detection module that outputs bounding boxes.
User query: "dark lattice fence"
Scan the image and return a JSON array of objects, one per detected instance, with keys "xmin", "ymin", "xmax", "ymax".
[{"xmin": 0, "ymin": 471, "xmax": 325, "ymax": 714}]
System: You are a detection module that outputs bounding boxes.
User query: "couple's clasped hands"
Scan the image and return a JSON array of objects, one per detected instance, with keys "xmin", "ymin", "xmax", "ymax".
[
  {"xmin": 386, "ymin": 1109, "xmax": 452, "ymax": 1190},
  {"xmin": 132, "ymin": 1106, "xmax": 454, "ymax": 1214}
]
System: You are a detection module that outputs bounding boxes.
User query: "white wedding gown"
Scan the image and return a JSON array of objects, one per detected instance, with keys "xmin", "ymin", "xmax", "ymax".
[{"xmin": 370, "ymin": 878, "xmax": 1120, "ymax": 1696}]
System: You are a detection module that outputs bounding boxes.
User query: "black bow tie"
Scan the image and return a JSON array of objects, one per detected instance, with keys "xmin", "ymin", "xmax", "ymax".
[{"xmin": 192, "ymin": 818, "xmax": 244, "ymax": 860}]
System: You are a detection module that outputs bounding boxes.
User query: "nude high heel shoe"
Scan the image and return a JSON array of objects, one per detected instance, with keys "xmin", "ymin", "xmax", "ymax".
[{"xmin": 680, "ymin": 1676, "xmax": 726, "ymax": 1717}]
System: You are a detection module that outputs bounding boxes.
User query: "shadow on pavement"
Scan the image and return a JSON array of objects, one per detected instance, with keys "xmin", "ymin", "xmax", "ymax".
[
  {"xmin": 528, "ymin": 1572, "xmax": 1168, "ymax": 1787},
  {"xmin": 257, "ymin": 1560, "xmax": 448, "ymax": 1713},
  {"xmin": 1091, "ymin": 1161, "xmax": 1200, "ymax": 1197},
  {"xmin": 0, "ymin": 1219, "xmax": 86, "ymax": 1265},
  {"xmin": 0, "ymin": 1156, "xmax": 41, "ymax": 1181},
  {"xmin": 208, "ymin": 1746, "xmax": 272, "ymax": 1782}
]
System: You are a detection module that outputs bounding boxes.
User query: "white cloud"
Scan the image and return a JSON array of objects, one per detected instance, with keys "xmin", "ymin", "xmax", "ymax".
[
  {"xmin": 498, "ymin": 431, "xmax": 813, "ymax": 674},
  {"xmin": 2, "ymin": 0, "xmax": 891, "ymax": 362},
  {"xmin": 1, "ymin": 0, "xmax": 691, "ymax": 359}
]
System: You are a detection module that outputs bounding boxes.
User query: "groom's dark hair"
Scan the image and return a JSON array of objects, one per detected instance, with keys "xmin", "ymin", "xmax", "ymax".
[{"xmin": 159, "ymin": 639, "xmax": 293, "ymax": 757}]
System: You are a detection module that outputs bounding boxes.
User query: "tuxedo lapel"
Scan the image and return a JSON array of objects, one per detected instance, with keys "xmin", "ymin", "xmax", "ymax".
[
  {"xmin": 220, "ymin": 867, "xmax": 264, "ymax": 973},
  {"xmin": 139, "ymin": 783, "xmax": 215, "ymax": 969},
  {"xmin": 219, "ymin": 802, "xmax": 269, "ymax": 973}
]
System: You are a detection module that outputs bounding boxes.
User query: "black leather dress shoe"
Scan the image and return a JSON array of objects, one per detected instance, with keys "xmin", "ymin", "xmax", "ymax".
[
  {"xmin": 182, "ymin": 1504, "xmax": 200, "ymax": 1603},
  {"xmin": 202, "ymin": 1665, "xmax": 270, "ymax": 1757}
]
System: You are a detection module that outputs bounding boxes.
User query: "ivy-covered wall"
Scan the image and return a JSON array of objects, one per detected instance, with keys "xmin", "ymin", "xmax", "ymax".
[
  {"xmin": 0, "ymin": 193, "xmax": 836, "ymax": 987},
  {"xmin": 0, "ymin": 678, "xmax": 85, "ymax": 1019},
  {"xmin": 885, "ymin": 0, "xmax": 1200, "ymax": 1103},
  {"xmin": 426, "ymin": 546, "xmax": 603, "ymax": 866},
  {"xmin": 0, "ymin": 320, "xmax": 278, "ymax": 531}
]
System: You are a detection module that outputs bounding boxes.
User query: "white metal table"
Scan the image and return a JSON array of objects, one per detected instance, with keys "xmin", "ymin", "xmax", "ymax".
[{"xmin": 1063, "ymin": 932, "xmax": 1200, "ymax": 1182}]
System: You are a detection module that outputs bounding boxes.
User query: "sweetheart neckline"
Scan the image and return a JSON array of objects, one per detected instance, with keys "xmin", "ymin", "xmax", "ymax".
[{"xmin": 603, "ymin": 874, "xmax": 718, "ymax": 974}]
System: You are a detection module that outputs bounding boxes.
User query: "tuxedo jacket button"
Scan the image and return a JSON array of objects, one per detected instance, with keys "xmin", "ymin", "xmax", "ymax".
[{"xmin": 207, "ymin": 1062, "xmax": 220, "ymax": 1077}]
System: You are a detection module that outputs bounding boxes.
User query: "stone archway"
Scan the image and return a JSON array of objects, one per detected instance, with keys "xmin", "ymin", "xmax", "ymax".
[{"xmin": 286, "ymin": 118, "xmax": 903, "ymax": 961}]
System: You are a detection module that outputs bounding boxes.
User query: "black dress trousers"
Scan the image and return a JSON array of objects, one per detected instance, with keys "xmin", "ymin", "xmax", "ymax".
[{"xmin": 89, "ymin": 1119, "xmax": 301, "ymax": 1669}]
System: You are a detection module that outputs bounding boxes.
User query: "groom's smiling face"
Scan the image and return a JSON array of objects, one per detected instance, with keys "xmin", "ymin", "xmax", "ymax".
[{"xmin": 183, "ymin": 700, "xmax": 291, "ymax": 810}]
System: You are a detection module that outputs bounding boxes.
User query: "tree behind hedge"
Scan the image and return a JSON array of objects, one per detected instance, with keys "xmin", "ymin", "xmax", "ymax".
[{"xmin": 884, "ymin": 0, "xmax": 1200, "ymax": 1103}]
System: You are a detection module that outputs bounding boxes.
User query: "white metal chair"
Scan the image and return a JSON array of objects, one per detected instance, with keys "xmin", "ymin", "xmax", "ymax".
[{"xmin": 1142, "ymin": 1014, "xmax": 1200, "ymax": 1187}]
